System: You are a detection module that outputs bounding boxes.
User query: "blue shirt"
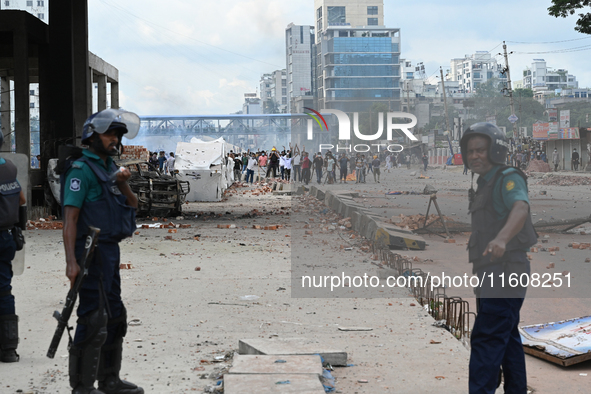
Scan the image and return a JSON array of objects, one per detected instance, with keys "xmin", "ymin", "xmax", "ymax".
[{"xmin": 63, "ymin": 150, "xmax": 114, "ymax": 208}]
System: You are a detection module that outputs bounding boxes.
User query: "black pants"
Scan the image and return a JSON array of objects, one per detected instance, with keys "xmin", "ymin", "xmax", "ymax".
[
  {"xmin": 266, "ymin": 164, "xmax": 278, "ymax": 178},
  {"xmin": 302, "ymin": 168, "xmax": 311, "ymax": 184},
  {"xmin": 340, "ymin": 168, "xmax": 348, "ymax": 181}
]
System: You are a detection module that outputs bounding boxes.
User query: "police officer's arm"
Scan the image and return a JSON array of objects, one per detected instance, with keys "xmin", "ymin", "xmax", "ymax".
[
  {"xmin": 483, "ymin": 201, "xmax": 529, "ymax": 260},
  {"xmin": 63, "ymin": 206, "xmax": 81, "ymax": 287},
  {"xmin": 114, "ymin": 169, "xmax": 138, "ymax": 208}
]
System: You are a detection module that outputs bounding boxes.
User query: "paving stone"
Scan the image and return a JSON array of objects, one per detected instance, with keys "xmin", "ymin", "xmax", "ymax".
[
  {"xmin": 224, "ymin": 374, "xmax": 325, "ymax": 394},
  {"xmin": 239, "ymin": 338, "xmax": 347, "ymax": 366},
  {"xmin": 228, "ymin": 354, "xmax": 323, "ymax": 375}
]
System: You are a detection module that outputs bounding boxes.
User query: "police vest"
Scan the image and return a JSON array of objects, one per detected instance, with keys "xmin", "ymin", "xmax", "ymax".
[
  {"xmin": 0, "ymin": 159, "xmax": 21, "ymax": 231},
  {"xmin": 61, "ymin": 156, "xmax": 136, "ymax": 243},
  {"xmin": 468, "ymin": 166, "xmax": 537, "ymax": 270}
]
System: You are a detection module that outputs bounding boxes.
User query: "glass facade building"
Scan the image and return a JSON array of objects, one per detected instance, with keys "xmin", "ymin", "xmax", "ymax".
[{"xmin": 317, "ymin": 27, "xmax": 401, "ymax": 111}]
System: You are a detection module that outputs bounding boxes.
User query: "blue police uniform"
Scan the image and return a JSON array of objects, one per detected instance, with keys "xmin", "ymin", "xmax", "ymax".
[
  {"xmin": 62, "ymin": 149, "xmax": 139, "ymax": 393},
  {"xmin": 0, "ymin": 157, "xmax": 22, "ymax": 362},
  {"xmin": 468, "ymin": 165, "xmax": 537, "ymax": 394}
]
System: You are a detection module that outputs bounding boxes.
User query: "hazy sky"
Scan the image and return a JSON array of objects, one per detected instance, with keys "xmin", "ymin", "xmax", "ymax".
[{"xmin": 88, "ymin": 0, "xmax": 591, "ymax": 116}]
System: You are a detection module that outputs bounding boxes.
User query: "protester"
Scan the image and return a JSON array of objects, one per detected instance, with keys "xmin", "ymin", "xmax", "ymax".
[
  {"xmin": 284, "ymin": 153, "xmax": 292, "ymax": 182},
  {"xmin": 292, "ymin": 147, "xmax": 301, "ymax": 182},
  {"xmin": 572, "ymin": 148, "xmax": 580, "ymax": 171},
  {"xmin": 339, "ymin": 154, "xmax": 349, "ymax": 183},
  {"xmin": 158, "ymin": 151, "xmax": 166, "ymax": 172},
  {"xmin": 166, "ymin": 152, "xmax": 175, "ymax": 175},
  {"xmin": 326, "ymin": 153, "xmax": 336, "ymax": 184},
  {"xmin": 552, "ymin": 149, "xmax": 559, "ymax": 171},
  {"xmin": 312, "ymin": 152, "xmax": 324, "ymax": 184},
  {"xmin": 301, "ymin": 152, "xmax": 311, "ymax": 185},
  {"xmin": 355, "ymin": 155, "xmax": 365, "ymax": 183},
  {"xmin": 372, "ymin": 155, "xmax": 381, "ymax": 183},
  {"xmin": 266, "ymin": 148, "xmax": 280, "ymax": 178},
  {"xmin": 246, "ymin": 153, "xmax": 257, "ymax": 184}
]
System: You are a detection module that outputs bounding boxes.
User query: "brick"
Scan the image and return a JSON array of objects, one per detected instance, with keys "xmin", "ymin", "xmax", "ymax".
[
  {"xmin": 444, "ymin": 239, "xmax": 456, "ymax": 243},
  {"xmin": 168, "ymin": 229, "xmax": 177, "ymax": 233},
  {"xmin": 547, "ymin": 263, "xmax": 555, "ymax": 268}
]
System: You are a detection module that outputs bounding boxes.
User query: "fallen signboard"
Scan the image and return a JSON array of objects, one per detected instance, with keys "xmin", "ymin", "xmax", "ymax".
[{"xmin": 519, "ymin": 315, "xmax": 591, "ymax": 366}]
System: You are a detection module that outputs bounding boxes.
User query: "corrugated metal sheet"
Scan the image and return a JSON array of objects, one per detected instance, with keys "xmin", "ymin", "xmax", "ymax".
[{"xmin": 519, "ymin": 315, "xmax": 591, "ymax": 366}]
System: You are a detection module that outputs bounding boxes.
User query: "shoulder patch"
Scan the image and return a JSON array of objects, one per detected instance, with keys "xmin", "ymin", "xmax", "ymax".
[
  {"xmin": 70, "ymin": 178, "xmax": 82, "ymax": 192},
  {"xmin": 506, "ymin": 180, "xmax": 515, "ymax": 191},
  {"xmin": 72, "ymin": 162, "xmax": 84, "ymax": 169}
]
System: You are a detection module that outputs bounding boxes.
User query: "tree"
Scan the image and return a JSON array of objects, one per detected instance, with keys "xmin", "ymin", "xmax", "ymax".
[{"xmin": 548, "ymin": 0, "xmax": 591, "ymax": 35}]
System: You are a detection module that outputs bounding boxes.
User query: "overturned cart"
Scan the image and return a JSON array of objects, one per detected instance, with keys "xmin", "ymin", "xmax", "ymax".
[{"xmin": 118, "ymin": 160, "xmax": 190, "ymax": 217}]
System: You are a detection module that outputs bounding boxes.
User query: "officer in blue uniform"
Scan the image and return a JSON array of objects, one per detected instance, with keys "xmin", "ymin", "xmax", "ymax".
[
  {"xmin": 0, "ymin": 133, "xmax": 26, "ymax": 363},
  {"xmin": 460, "ymin": 123, "xmax": 537, "ymax": 394},
  {"xmin": 62, "ymin": 108, "xmax": 143, "ymax": 394}
]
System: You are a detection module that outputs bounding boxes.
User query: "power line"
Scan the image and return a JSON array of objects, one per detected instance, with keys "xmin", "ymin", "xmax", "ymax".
[{"xmin": 507, "ymin": 37, "xmax": 591, "ymax": 44}]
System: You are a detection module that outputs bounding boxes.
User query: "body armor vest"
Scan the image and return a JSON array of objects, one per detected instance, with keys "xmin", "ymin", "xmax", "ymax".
[
  {"xmin": 0, "ymin": 159, "xmax": 21, "ymax": 231},
  {"xmin": 61, "ymin": 156, "xmax": 136, "ymax": 243},
  {"xmin": 468, "ymin": 166, "xmax": 537, "ymax": 270}
]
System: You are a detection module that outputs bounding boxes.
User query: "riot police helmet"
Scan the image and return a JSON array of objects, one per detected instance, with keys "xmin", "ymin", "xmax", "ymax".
[
  {"xmin": 460, "ymin": 122, "xmax": 509, "ymax": 167},
  {"xmin": 81, "ymin": 108, "xmax": 140, "ymax": 145}
]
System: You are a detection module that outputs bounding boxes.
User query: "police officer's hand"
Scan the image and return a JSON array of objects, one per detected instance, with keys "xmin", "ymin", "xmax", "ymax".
[
  {"xmin": 115, "ymin": 168, "xmax": 132, "ymax": 183},
  {"xmin": 66, "ymin": 258, "xmax": 80, "ymax": 288},
  {"xmin": 483, "ymin": 238, "xmax": 506, "ymax": 261}
]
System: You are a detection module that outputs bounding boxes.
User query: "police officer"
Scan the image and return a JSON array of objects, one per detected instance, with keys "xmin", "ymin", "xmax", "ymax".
[
  {"xmin": 0, "ymin": 133, "xmax": 26, "ymax": 363},
  {"xmin": 62, "ymin": 109, "xmax": 143, "ymax": 394},
  {"xmin": 460, "ymin": 123, "xmax": 537, "ymax": 394}
]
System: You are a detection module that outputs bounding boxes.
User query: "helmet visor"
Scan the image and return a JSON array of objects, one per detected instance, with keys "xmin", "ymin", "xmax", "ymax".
[{"xmin": 86, "ymin": 108, "xmax": 140, "ymax": 139}]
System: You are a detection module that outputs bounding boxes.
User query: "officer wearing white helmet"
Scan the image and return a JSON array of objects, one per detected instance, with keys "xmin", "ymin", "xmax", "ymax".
[{"xmin": 61, "ymin": 108, "xmax": 144, "ymax": 394}]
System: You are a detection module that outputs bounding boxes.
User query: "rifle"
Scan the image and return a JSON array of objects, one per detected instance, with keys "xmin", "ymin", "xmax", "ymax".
[{"xmin": 47, "ymin": 226, "xmax": 101, "ymax": 359}]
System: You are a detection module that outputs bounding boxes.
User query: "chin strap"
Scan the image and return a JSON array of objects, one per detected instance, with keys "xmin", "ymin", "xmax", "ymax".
[{"xmin": 469, "ymin": 172, "xmax": 476, "ymax": 204}]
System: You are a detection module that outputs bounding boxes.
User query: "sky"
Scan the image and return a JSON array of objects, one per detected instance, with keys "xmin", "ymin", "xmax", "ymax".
[{"xmin": 87, "ymin": 0, "xmax": 591, "ymax": 116}]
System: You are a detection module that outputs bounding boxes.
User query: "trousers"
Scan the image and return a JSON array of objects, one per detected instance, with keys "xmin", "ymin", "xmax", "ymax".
[
  {"xmin": 74, "ymin": 241, "xmax": 124, "ymax": 347},
  {"xmin": 0, "ymin": 230, "xmax": 16, "ymax": 316},
  {"xmin": 470, "ymin": 256, "xmax": 529, "ymax": 394}
]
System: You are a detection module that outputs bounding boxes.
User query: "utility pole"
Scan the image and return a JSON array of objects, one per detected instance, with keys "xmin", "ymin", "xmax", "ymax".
[
  {"xmin": 502, "ymin": 41, "xmax": 517, "ymax": 138},
  {"xmin": 440, "ymin": 67, "xmax": 450, "ymax": 133}
]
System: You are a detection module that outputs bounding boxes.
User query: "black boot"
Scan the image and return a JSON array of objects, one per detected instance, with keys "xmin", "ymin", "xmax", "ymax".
[
  {"xmin": 70, "ymin": 309, "xmax": 108, "ymax": 394},
  {"xmin": 98, "ymin": 308, "xmax": 143, "ymax": 394},
  {"xmin": 0, "ymin": 314, "xmax": 19, "ymax": 362}
]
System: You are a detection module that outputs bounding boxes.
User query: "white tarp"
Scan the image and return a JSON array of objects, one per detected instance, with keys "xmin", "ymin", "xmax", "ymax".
[{"xmin": 175, "ymin": 138, "xmax": 236, "ymax": 202}]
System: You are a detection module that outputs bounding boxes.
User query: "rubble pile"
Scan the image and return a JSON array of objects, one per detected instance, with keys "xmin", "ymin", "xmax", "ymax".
[
  {"xmin": 525, "ymin": 159, "xmax": 552, "ymax": 173},
  {"xmin": 536, "ymin": 175, "xmax": 591, "ymax": 186},
  {"xmin": 27, "ymin": 217, "xmax": 63, "ymax": 230},
  {"xmin": 393, "ymin": 214, "xmax": 452, "ymax": 230},
  {"xmin": 120, "ymin": 145, "xmax": 150, "ymax": 161}
]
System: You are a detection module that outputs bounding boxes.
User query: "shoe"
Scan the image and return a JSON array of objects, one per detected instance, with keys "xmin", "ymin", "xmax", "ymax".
[
  {"xmin": 0, "ymin": 348, "xmax": 19, "ymax": 363},
  {"xmin": 98, "ymin": 375, "xmax": 144, "ymax": 394},
  {"xmin": 72, "ymin": 385, "xmax": 105, "ymax": 394}
]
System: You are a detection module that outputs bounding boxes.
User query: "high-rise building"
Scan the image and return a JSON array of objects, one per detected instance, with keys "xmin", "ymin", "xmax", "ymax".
[
  {"xmin": 285, "ymin": 23, "xmax": 314, "ymax": 113},
  {"xmin": 313, "ymin": 0, "xmax": 400, "ymax": 112},
  {"xmin": 0, "ymin": 0, "xmax": 48, "ymax": 22},
  {"xmin": 450, "ymin": 52, "xmax": 507, "ymax": 93},
  {"xmin": 522, "ymin": 59, "xmax": 578, "ymax": 92},
  {"xmin": 259, "ymin": 69, "xmax": 287, "ymax": 113}
]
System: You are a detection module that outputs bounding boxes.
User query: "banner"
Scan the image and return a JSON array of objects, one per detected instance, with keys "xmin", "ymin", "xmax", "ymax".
[
  {"xmin": 559, "ymin": 128, "xmax": 580, "ymax": 139},
  {"xmin": 560, "ymin": 110, "xmax": 570, "ymax": 128},
  {"xmin": 548, "ymin": 109, "xmax": 557, "ymax": 122},
  {"xmin": 548, "ymin": 122, "xmax": 559, "ymax": 140},
  {"xmin": 532, "ymin": 123, "xmax": 549, "ymax": 140}
]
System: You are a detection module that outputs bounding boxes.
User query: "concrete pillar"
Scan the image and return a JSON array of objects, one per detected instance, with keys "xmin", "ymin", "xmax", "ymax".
[
  {"xmin": 38, "ymin": 41, "xmax": 51, "ymax": 171},
  {"xmin": 49, "ymin": 0, "xmax": 76, "ymax": 150},
  {"xmin": 0, "ymin": 77, "xmax": 11, "ymax": 152},
  {"xmin": 72, "ymin": 0, "xmax": 90, "ymax": 138},
  {"xmin": 97, "ymin": 74, "xmax": 107, "ymax": 111},
  {"xmin": 13, "ymin": 30, "xmax": 30, "ymax": 157},
  {"xmin": 110, "ymin": 82, "xmax": 119, "ymax": 109}
]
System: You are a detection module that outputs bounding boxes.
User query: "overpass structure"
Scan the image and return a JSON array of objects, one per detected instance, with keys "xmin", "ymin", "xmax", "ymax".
[{"xmin": 138, "ymin": 113, "xmax": 334, "ymax": 150}]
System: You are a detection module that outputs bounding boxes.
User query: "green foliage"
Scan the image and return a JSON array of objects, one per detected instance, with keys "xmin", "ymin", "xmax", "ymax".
[
  {"xmin": 514, "ymin": 88, "xmax": 534, "ymax": 98},
  {"xmin": 548, "ymin": 0, "xmax": 591, "ymax": 34}
]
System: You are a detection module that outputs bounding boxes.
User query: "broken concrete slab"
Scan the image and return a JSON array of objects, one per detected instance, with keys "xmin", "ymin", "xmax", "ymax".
[
  {"xmin": 239, "ymin": 338, "xmax": 347, "ymax": 366},
  {"xmin": 229, "ymin": 355, "xmax": 323, "ymax": 375},
  {"xmin": 224, "ymin": 374, "xmax": 325, "ymax": 394}
]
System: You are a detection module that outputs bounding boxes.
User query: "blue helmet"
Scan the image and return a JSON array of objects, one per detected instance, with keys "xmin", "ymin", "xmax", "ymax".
[{"xmin": 82, "ymin": 108, "xmax": 140, "ymax": 145}]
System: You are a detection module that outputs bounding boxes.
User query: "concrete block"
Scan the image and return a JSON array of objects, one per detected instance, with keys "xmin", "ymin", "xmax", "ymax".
[
  {"xmin": 375, "ymin": 226, "xmax": 426, "ymax": 250},
  {"xmin": 224, "ymin": 374, "xmax": 325, "ymax": 394},
  {"xmin": 315, "ymin": 188, "xmax": 325, "ymax": 202},
  {"xmin": 239, "ymin": 338, "xmax": 347, "ymax": 366},
  {"xmin": 308, "ymin": 186, "xmax": 318, "ymax": 198},
  {"xmin": 229, "ymin": 355, "xmax": 323, "ymax": 375}
]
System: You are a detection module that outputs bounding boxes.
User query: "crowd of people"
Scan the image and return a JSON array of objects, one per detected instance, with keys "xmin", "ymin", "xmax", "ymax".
[
  {"xmin": 148, "ymin": 151, "xmax": 175, "ymax": 175},
  {"xmin": 226, "ymin": 145, "xmax": 428, "ymax": 185}
]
